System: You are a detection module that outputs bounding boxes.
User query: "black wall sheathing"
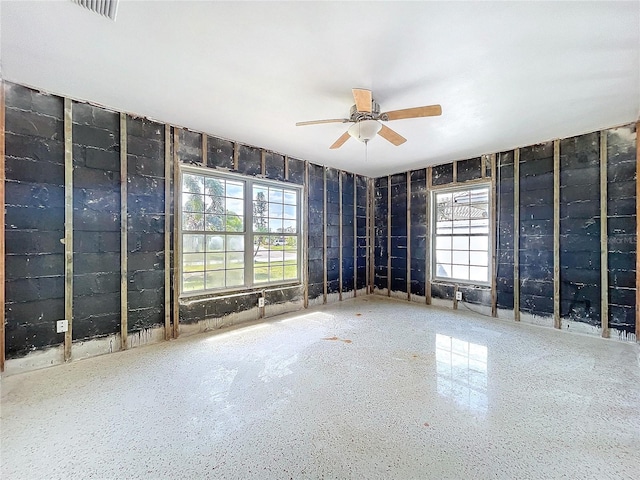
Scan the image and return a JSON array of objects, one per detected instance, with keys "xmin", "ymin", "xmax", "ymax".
[
  {"xmin": 607, "ymin": 126, "xmax": 637, "ymax": 334},
  {"xmin": 410, "ymin": 169, "xmax": 427, "ymax": 297},
  {"xmin": 456, "ymin": 157, "xmax": 482, "ymax": 183},
  {"xmin": 287, "ymin": 158, "xmax": 304, "ymax": 185},
  {"xmin": 307, "ymin": 164, "xmax": 325, "ymax": 300},
  {"xmin": 519, "ymin": 143, "xmax": 555, "ymax": 317},
  {"xmin": 127, "ymin": 117, "xmax": 165, "ymax": 332},
  {"xmin": 207, "ymin": 136, "xmax": 234, "ymax": 170},
  {"xmin": 390, "ymin": 173, "xmax": 408, "ymax": 293},
  {"xmin": 496, "ymin": 151, "xmax": 515, "ymax": 310},
  {"xmin": 374, "ymin": 177, "xmax": 388, "ymax": 290},
  {"xmin": 4, "ymin": 84, "xmax": 65, "ymax": 357},
  {"xmin": 177, "ymin": 129, "xmax": 202, "ymax": 165},
  {"xmin": 341, "ymin": 173, "xmax": 355, "ymax": 293},
  {"xmin": 237, "ymin": 144, "xmax": 261, "ymax": 176},
  {"xmin": 432, "ymin": 162, "xmax": 454, "ymax": 186},
  {"xmin": 560, "ymin": 134, "xmax": 601, "ymax": 325},
  {"xmin": 325, "ymin": 168, "xmax": 340, "ymax": 294},
  {"xmin": 72, "ymin": 102, "xmax": 121, "ymax": 340},
  {"xmin": 264, "ymin": 152, "xmax": 285, "ymax": 181},
  {"xmin": 355, "ymin": 175, "xmax": 368, "ymax": 291}
]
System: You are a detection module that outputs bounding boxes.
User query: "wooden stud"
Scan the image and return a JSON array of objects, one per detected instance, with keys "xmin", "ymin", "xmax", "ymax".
[
  {"xmin": 426, "ymin": 167, "xmax": 432, "ymax": 305},
  {"xmin": 0, "ymin": 82, "xmax": 5, "ymax": 372},
  {"xmin": 323, "ymin": 168, "xmax": 327, "ymax": 304},
  {"xmin": 452, "ymin": 160, "xmax": 458, "ymax": 184},
  {"xmin": 481, "ymin": 156, "xmax": 487, "ymax": 179},
  {"xmin": 338, "ymin": 171, "xmax": 343, "ymax": 300},
  {"xmin": 366, "ymin": 179, "xmax": 373, "ymax": 294},
  {"xmin": 600, "ymin": 131, "xmax": 609, "ymax": 338},
  {"xmin": 453, "ymin": 285, "xmax": 459, "ymax": 310},
  {"xmin": 303, "ymin": 161, "xmax": 309, "ymax": 308},
  {"xmin": 172, "ymin": 129, "xmax": 180, "ymax": 338},
  {"xmin": 284, "ymin": 155, "xmax": 289, "ymax": 181},
  {"xmin": 406, "ymin": 171, "xmax": 411, "ymax": 301},
  {"xmin": 164, "ymin": 125, "xmax": 171, "ymax": 340},
  {"xmin": 202, "ymin": 134, "xmax": 207, "ymax": 168},
  {"xmin": 233, "ymin": 142, "xmax": 239, "ymax": 170},
  {"xmin": 120, "ymin": 113, "xmax": 128, "ymax": 350},
  {"xmin": 514, "ymin": 148, "xmax": 520, "ymax": 321},
  {"xmin": 636, "ymin": 121, "xmax": 640, "ymax": 341},
  {"xmin": 64, "ymin": 98, "xmax": 73, "ymax": 361},
  {"xmin": 490, "ymin": 154, "xmax": 497, "ymax": 317},
  {"xmin": 353, "ymin": 174, "xmax": 358, "ymax": 296},
  {"xmin": 387, "ymin": 175, "xmax": 391, "ymax": 296},
  {"xmin": 260, "ymin": 150, "xmax": 266, "ymax": 176},
  {"xmin": 553, "ymin": 139, "xmax": 561, "ymax": 329}
]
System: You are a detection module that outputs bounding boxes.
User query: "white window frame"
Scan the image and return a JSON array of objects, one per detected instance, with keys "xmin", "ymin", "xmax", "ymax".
[
  {"xmin": 431, "ymin": 183, "xmax": 491, "ymax": 286},
  {"xmin": 179, "ymin": 165, "xmax": 302, "ymax": 296}
]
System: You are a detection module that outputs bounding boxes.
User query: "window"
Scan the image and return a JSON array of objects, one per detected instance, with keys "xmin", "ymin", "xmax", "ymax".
[
  {"xmin": 180, "ymin": 167, "xmax": 301, "ymax": 294},
  {"xmin": 433, "ymin": 185, "xmax": 490, "ymax": 283}
]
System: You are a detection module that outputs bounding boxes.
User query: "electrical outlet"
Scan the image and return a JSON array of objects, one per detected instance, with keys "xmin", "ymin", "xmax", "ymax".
[
  {"xmin": 258, "ymin": 297, "xmax": 265, "ymax": 308},
  {"xmin": 56, "ymin": 320, "xmax": 68, "ymax": 333},
  {"xmin": 455, "ymin": 291, "xmax": 463, "ymax": 301}
]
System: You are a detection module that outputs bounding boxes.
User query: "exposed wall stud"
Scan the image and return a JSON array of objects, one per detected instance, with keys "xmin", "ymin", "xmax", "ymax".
[
  {"xmin": 367, "ymin": 179, "xmax": 373, "ymax": 293},
  {"xmin": 303, "ymin": 161, "xmax": 309, "ymax": 308},
  {"xmin": 261, "ymin": 150, "xmax": 266, "ymax": 176},
  {"xmin": 323, "ymin": 167, "xmax": 328, "ymax": 304},
  {"xmin": 120, "ymin": 113, "xmax": 128, "ymax": 350},
  {"xmin": 636, "ymin": 122, "xmax": 640, "ymax": 341},
  {"xmin": 0, "ymin": 82, "xmax": 5, "ymax": 371},
  {"xmin": 600, "ymin": 131, "xmax": 609, "ymax": 338},
  {"xmin": 426, "ymin": 167, "xmax": 432, "ymax": 305},
  {"xmin": 201, "ymin": 134, "xmax": 207, "ymax": 168},
  {"xmin": 63, "ymin": 98, "xmax": 74, "ymax": 361},
  {"xmin": 514, "ymin": 148, "xmax": 520, "ymax": 321},
  {"xmin": 553, "ymin": 139, "xmax": 561, "ymax": 329},
  {"xmin": 172, "ymin": 129, "xmax": 180, "ymax": 338},
  {"xmin": 387, "ymin": 175, "xmax": 391, "ymax": 296},
  {"xmin": 233, "ymin": 141, "xmax": 239, "ymax": 170},
  {"xmin": 339, "ymin": 171, "xmax": 343, "ymax": 300},
  {"xmin": 452, "ymin": 160, "xmax": 458, "ymax": 184},
  {"xmin": 353, "ymin": 174, "xmax": 358, "ymax": 295},
  {"xmin": 490, "ymin": 154, "xmax": 497, "ymax": 317},
  {"xmin": 164, "ymin": 125, "xmax": 171, "ymax": 340},
  {"xmin": 406, "ymin": 171, "xmax": 411, "ymax": 301},
  {"xmin": 284, "ymin": 155, "xmax": 289, "ymax": 180},
  {"xmin": 481, "ymin": 156, "xmax": 487, "ymax": 179}
]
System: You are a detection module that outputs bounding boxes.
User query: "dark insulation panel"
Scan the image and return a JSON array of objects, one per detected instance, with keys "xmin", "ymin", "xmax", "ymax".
[
  {"xmin": 518, "ymin": 142, "xmax": 554, "ymax": 317},
  {"xmin": 355, "ymin": 175, "xmax": 368, "ymax": 290},
  {"xmin": 456, "ymin": 157, "xmax": 482, "ymax": 183},
  {"xmin": 237, "ymin": 144, "xmax": 261, "ymax": 176},
  {"xmin": 127, "ymin": 116, "xmax": 166, "ymax": 332},
  {"xmin": 207, "ymin": 136, "xmax": 234, "ymax": 170},
  {"xmin": 341, "ymin": 172, "xmax": 355, "ymax": 293},
  {"xmin": 374, "ymin": 177, "xmax": 388, "ymax": 290},
  {"xmin": 72, "ymin": 102, "xmax": 121, "ymax": 340},
  {"xmin": 264, "ymin": 152, "xmax": 285, "ymax": 181},
  {"xmin": 496, "ymin": 151, "xmax": 515, "ymax": 310},
  {"xmin": 432, "ymin": 162, "xmax": 453, "ymax": 186},
  {"xmin": 325, "ymin": 168, "xmax": 340, "ymax": 294},
  {"xmin": 606, "ymin": 126, "xmax": 636, "ymax": 334},
  {"xmin": 287, "ymin": 158, "xmax": 305, "ymax": 185},
  {"xmin": 410, "ymin": 169, "xmax": 427, "ymax": 297},
  {"xmin": 307, "ymin": 164, "xmax": 325, "ymax": 300},
  {"xmin": 560, "ymin": 134, "xmax": 601, "ymax": 326},
  {"xmin": 178, "ymin": 129, "xmax": 202, "ymax": 165},
  {"xmin": 390, "ymin": 173, "xmax": 407, "ymax": 293},
  {"xmin": 4, "ymin": 83, "xmax": 65, "ymax": 357}
]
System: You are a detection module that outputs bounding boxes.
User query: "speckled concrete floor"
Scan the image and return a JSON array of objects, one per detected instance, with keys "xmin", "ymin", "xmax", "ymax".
[{"xmin": 2, "ymin": 296, "xmax": 640, "ymax": 479}]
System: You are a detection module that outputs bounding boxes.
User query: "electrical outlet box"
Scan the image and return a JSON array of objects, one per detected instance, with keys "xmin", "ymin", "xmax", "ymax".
[
  {"xmin": 56, "ymin": 320, "xmax": 68, "ymax": 333},
  {"xmin": 258, "ymin": 297, "xmax": 265, "ymax": 308},
  {"xmin": 455, "ymin": 291, "xmax": 463, "ymax": 301}
]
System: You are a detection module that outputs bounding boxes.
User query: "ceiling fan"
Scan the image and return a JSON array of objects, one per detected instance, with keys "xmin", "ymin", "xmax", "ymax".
[{"xmin": 296, "ymin": 88, "xmax": 442, "ymax": 149}]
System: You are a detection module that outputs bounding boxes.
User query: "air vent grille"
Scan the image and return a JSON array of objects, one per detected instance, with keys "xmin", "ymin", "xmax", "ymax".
[{"xmin": 71, "ymin": 0, "xmax": 119, "ymax": 21}]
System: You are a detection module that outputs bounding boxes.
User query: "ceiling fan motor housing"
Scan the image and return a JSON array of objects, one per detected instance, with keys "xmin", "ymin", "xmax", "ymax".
[{"xmin": 350, "ymin": 101, "xmax": 381, "ymax": 122}]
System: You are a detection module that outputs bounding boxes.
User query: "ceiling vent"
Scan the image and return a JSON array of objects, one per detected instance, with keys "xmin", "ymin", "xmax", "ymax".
[{"xmin": 71, "ymin": 0, "xmax": 119, "ymax": 21}]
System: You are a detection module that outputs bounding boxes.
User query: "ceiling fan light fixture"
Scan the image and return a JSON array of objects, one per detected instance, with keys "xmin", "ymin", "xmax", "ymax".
[{"xmin": 348, "ymin": 119, "xmax": 381, "ymax": 143}]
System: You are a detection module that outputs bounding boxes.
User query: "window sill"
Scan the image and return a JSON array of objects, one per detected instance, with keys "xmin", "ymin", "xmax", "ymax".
[{"xmin": 179, "ymin": 281, "xmax": 302, "ymax": 301}]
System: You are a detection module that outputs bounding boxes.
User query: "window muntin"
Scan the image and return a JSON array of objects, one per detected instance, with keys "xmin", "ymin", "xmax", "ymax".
[
  {"xmin": 433, "ymin": 186, "xmax": 490, "ymax": 283},
  {"xmin": 180, "ymin": 168, "xmax": 301, "ymax": 294}
]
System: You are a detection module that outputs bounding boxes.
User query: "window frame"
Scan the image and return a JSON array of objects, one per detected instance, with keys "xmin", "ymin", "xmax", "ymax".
[
  {"xmin": 179, "ymin": 165, "xmax": 303, "ymax": 297},
  {"xmin": 431, "ymin": 183, "xmax": 492, "ymax": 286}
]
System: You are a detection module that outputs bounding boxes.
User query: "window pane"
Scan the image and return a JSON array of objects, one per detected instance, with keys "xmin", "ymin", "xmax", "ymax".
[
  {"xmin": 205, "ymin": 195, "xmax": 225, "ymax": 214},
  {"xmin": 226, "ymin": 198, "xmax": 244, "ymax": 216},
  {"xmin": 269, "ymin": 250, "xmax": 285, "ymax": 262},
  {"xmin": 436, "ymin": 264, "xmax": 451, "ymax": 278},
  {"xmin": 452, "ymin": 250, "xmax": 469, "ymax": 265},
  {"xmin": 183, "ymin": 193, "xmax": 205, "ymax": 213},
  {"xmin": 254, "ymin": 266, "xmax": 269, "ymax": 283},
  {"xmin": 206, "ymin": 235, "xmax": 224, "ymax": 252},
  {"xmin": 269, "ymin": 188, "xmax": 283, "ymax": 203},
  {"xmin": 436, "ymin": 250, "xmax": 452, "ymax": 264},
  {"xmin": 183, "ymin": 272, "xmax": 205, "ymax": 292},
  {"xmin": 183, "ymin": 253, "xmax": 204, "ymax": 271},
  {"xmin": 470, "ymin": 266, "xmax": 488, "ymax": 282},
  {"xmin": 283, "ymin": 204, "xmax": 296, "ymax": 219},
  {"xmin": 183, "ymin": 174, "xmax": 203, "ymax": 194},
  {"xmin": 269, "ymin": 203, "xmax": 283, "ymax": 217},
  {"xmin": 183, "ymin": 213, "xmax": 203, "ymax": 231},
  {"xmin": 226, "ymin": 235, "xmax": 244, "ymax": 251},
  {"xmin": 470, "ymin": 251, "xmax": 488, "ymax": 266},
  {"xmin": 225, "ymin": 215, "xmax": 244, "ymax": 232},
  {"xmin": 205, "ymin": 214, "xmax": 224, "ymax": 232},
  {"xmin": 452, "ymin": 265, "xmax": 469, "ymax": 280},
  {"xmin": 183, "ymin": 234, "xmax": 204, "ymax": 253},
  {"xmin": 206, "ymin": 253, "xmax": 224, "ymax": 270},
  {"xmin": 284, "ymin": 191, "xmax": 296, "ymax": 205},
  {"xmin": 225, "ymin": 269, "xmax": 244, "ymax": 286},
  {"xmin": 471, "ymin": 236, "xmax": 489, "ymax": 251},
  {"xmin": 452, "ymin": 236, "xmax": 469, "ymax": 250},
  {"xmin": 283, "ymin": 219, "xmax": 296, "ymax": 233},
  {"xmin": 205, "ymin": 271, "xmax": 224, "ymax": 289},
  {"xmin": 226, "ymin": 252, "xmax": 244, "ymax": 268},
  {"xmin": 436, "ymin": 236, "xmax": 451, "ymax": 250},
  {"xmin": 204, "ymin": 177, "xmax": 224, "ymax": 196},
  {"xmin": 269, "ymin": 218, "xmax": 283, "ymax": 233},
  {"xmin": 226, "ymin": 181, "xmax": 243, "ymax": 199},
  {"xmin": 283, "ymin": 262, "xmax": 297, "ymax": 280}
]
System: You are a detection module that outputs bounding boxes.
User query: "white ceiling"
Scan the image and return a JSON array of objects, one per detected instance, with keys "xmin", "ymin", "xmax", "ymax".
[{"xmin": 1, "ymin": 1, "xmax": 639, "ymax": 177}]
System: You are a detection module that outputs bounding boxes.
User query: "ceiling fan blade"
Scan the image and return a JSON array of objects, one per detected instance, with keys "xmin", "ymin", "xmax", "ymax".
[
  {"xmin": 330, "ymin": 131, "xmax": 351, "ymax": 149},
  {"xmin": 296, "ymin": 118, "xmax": 349, "ymax": 127},
  {"xmin": 382, "ymin": 104, "xmax": 442, "ymax": 121},
  {"xmin": 352, "ymin": 88, "xmax": 372, "ymax": 113},
  {"xmin": 378, "ymin": 124, "xmax": 407, "ymax": 146}
]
